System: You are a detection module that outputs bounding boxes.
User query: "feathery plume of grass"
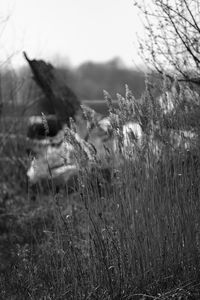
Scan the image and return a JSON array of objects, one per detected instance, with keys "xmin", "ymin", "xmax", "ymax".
[{"xmin": 41, "ymin": 112, "xmax": 49, "ymax": 136}]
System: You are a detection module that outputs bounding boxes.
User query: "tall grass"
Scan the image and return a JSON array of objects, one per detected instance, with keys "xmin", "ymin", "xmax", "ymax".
[{"xmin": 1, "ymin": 77, "xmax": 200, "ymax": 299}]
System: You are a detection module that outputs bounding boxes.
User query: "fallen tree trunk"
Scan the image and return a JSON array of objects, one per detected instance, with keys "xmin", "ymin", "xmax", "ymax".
[{"xmin": 23, "ymin": 52, "xmax": 81, "ymax": 125}]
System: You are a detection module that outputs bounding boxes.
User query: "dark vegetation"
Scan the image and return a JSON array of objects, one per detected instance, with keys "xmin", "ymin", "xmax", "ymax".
[{"xmin": 1, "ymin": 62, "xmax": 200, "ymax": 299}]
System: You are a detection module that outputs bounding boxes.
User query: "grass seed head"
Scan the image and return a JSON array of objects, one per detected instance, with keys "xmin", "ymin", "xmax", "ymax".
[{"xmin": 41, "ymin": 112, "xmax": 49, "ymax": 136}]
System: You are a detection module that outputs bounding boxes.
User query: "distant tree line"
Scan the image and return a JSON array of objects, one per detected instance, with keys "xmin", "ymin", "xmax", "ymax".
[
  {"xmin": 58, "ymin": 58, "xmax": 147, "ymax": 100},
  {"xmin": 1, "ymin": 57, "xmax": 160, "ymax": 116}
]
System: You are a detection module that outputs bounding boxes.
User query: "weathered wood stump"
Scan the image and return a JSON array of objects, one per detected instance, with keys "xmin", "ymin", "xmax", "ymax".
[{"xmin": 23, "ymin": 52, "xmax": 81, "ymax": 125}]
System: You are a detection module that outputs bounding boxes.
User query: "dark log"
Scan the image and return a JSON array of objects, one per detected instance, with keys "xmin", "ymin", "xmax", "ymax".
[
  {"xmin": 23, "ymin": 52, "xmax": 81, "ymax": 125},
  {"xmin": 27, "ymin": 115, "xmax": 63, "ymax": 140}
]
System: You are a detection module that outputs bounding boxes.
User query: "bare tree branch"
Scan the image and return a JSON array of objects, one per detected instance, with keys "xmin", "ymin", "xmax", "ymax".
[{"xmin": 134, "ymin": 0, "xmax": 200, "ymax": 84}]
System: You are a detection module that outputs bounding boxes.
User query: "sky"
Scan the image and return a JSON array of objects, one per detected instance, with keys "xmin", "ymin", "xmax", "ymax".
[{"xmin": 0, "ymin": 0, "xmax": 144, "ymax": 69}]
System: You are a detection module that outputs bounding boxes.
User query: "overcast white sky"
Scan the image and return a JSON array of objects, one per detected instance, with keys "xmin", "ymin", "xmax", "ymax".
[{"xmin": 1, "ymin": 0, "xmax": 144, "ymax": 68}]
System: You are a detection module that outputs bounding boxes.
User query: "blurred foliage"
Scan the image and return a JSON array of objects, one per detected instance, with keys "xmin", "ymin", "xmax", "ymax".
[{"xmin": 1, "ymin": 57, "xmax": 160, "ymax": 116}]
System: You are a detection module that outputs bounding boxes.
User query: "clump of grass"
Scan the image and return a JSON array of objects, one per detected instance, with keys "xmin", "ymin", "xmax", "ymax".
[{"xmin": 2, "ymin": 78, "xmax": 200, "ymax": 299}]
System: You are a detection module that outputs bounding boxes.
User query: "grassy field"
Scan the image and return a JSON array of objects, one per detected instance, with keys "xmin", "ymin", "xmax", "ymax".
[{"xmin": 1, "ymin": 83, "xmax": 200, "ymax": 299}]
